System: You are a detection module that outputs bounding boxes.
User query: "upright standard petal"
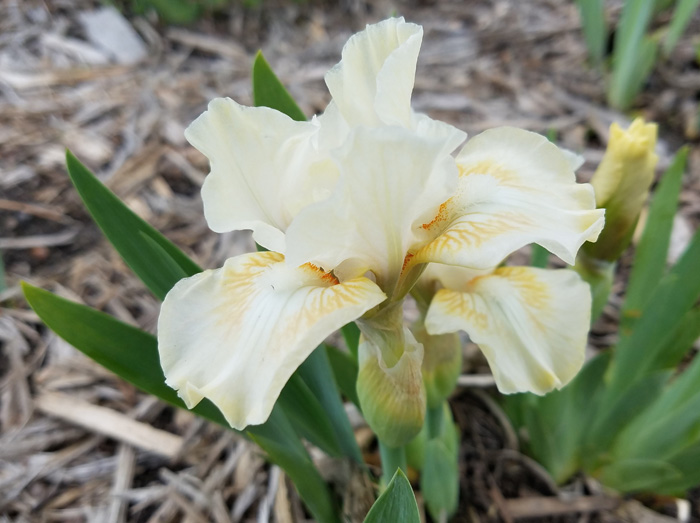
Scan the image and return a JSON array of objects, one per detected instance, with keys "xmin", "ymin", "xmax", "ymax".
[
  {"xmin": 325, "ymin": 17, "xmax": 422, "ymax": 128},
  {"xmin": 158, "ymin": 251, "xmax": 386, "ymax": 429},
  {"xmin": 285, "ymin": 126, "xmax": 458, "ymax": 292},
  {"xmin": 323, "ymin": 18, "xmax": 466, "ymax": 151},
  {"xmin": 425, "ymin": 266, "xmax": 590, "ymax": 395},
  {"xmin": 185, "ymin": 98, "xmax": 326, "ymax": 253},
  {"xmin": 414, "ymin": 127, "xmax": 605, "ymax": 269}
]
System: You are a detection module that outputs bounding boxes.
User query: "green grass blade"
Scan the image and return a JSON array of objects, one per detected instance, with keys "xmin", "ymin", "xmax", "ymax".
[
  {"xmin": 298, "ymin": 345, "xmax": 363, "ymax": 462},
  {"xmin": 663, "ymin": 0, "xmax": 700, "ymax": 56},
  {"xmin": 65, "ymin": 152, "xmax": 201, "ymax": 300},
  {"xmin": 607, "ymin": 0, "xmax": 657, "ymax": 109},
  {"xmin": 621, "ymin": 148, "xmax": 687, "ymax": 334},
  {"xmin": 22, "ymin": 282, "xmax": 340, "ymax": 523},
  {"xmin": 252, "ymin": 51, "xmax": 306, "ymax": 122},
  {"xmin": 576, "ymin": 0, "xmax": 608, "ymax": 67},
  {"xmin": 363, "ymin": 469, "xmax": 420, "ymax": 523}
]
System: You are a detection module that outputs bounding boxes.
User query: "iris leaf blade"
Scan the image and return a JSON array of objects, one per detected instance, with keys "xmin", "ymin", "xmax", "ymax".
[
  {"xmin": 298, "ymin": 346, "xmax": 363, "ymax": 462},
  {"xmin": 65, "ymin": 151, "xmax": 200, "ymax": 301},
  {"xmin": 576, "ymin": 0, "xmax": 607, "ymax": 67},
  {"xmin": 326, "ymin": 344, "xmax": 361, "ymax": 408},
  {"xmin": 363, "ymin": 469, "xmax": 420, "ymax": 523},
  {"xmin": 662, "ymin": 0, "xmax": 700, "ymax": 56},
  {"xmin": 621, "ymin": 148, "xmax": 687, "ymax": 332},
  {"xmin": 252, "ymin": 51, "xmax": 306, "ymax": 122},
  {"xmin": 610, "ymin": 225, "xmax": 700, "ymax": 393},
  {"xmin": 607, "ymin": 0, "xmax": 656, "ymax": 109}
]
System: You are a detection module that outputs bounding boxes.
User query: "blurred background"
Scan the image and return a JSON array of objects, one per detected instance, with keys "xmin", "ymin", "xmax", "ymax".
[{"xmin": 1, "ymin": 1, "xmax": 699, "ymax": 521}]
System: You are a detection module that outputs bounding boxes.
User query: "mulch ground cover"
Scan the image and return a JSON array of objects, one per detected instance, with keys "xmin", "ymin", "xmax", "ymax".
[{"xmin": 1, "ymin": 0, "xmax": 699, "ymax": 521}]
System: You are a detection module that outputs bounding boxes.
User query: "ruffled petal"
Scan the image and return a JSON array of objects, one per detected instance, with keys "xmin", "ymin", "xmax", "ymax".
[
  {"xmin": 185, "ymin": 98, "xmax": 325, "ymax": 252},
  {"xmin": 323, "ymin": 19, "xmax": 466, "ymax": 151},
  {"xmin": 285, "ymin": 126, "xmax": 458, "ymax": 290},
  {"xmin": 158, "ymin": 251, "xmax": 386, "ymax": 429},
  {"xmin": 414, "ymin": 127, "xmax": 605, "ymax": 269},
  {"xmin": 325, "ymin": 17, "xmax": 422, "ymax": 128},
  {"xmin": 425, "ymin": 266, "xmax": 590, "ymax": 394}
]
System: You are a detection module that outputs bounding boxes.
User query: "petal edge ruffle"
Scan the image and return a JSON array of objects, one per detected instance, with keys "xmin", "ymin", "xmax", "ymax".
[{"xmin": 158, "ymin": 251, "xmax": 386, "ymax": 429}]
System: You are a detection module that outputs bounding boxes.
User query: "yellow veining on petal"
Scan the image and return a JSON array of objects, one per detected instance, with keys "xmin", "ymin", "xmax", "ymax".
[
  {"xmin": 433, "ymin": 288, "xmax": 489, "ymax": 330},
  {"xmin": 488, "ymin": 267, "xmax": 550, "ymax": 310},
  {"xmin": 294, "ymin": 279, "xmax": 378, "ymax": 330},
  {"xmin": 471, "ymin": 267, "xmax": 551, "ymax": 333},
  {"xmin": 420, "ymin": 161, "xmax": 518, "ymax": 235},
  {"xmin": 416, "ymin": 212, "xmax": 526, "ymax": 264},
  {"xmin": 214, "ymin": 251, "xmax": 283, "ymax": 326},
  {"xmin": 459, "ymin": 160, "xmax": 518, "ymax": 184}
]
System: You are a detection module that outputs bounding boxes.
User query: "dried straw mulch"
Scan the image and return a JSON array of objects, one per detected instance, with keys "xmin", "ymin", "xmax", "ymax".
[{"xmin": 1, "ymin": 0, "xmax": 699, "ymax": 521}]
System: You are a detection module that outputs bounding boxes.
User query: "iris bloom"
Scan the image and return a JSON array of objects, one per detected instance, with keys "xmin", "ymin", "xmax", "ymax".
[{"xmin": 158, "ymin": 18, "xmax": 605, "ymax": 433}]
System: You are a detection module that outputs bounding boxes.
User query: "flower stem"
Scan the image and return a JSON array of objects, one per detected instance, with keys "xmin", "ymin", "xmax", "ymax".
[{"xmin": 379, "ymin": 440, "xmax": 407, "ymax": 488}]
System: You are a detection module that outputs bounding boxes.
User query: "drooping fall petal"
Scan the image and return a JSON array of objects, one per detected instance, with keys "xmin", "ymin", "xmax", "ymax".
[
  {"xmin": 414, "ymin": 127, "xmax": 605, "ymax": 269},
  {"xmin": 285, "ymin": 126, "xmax": 458, "ymax": 290},
  {"xmin": 158, "ymin": 251, "xmax": 386, "ymax": 429},
  {"xmin": 185, "ymin": 98, "xmax": 328, "ymax": 253},
  {"xmin": 425, "ymin": 266, "xmax": 590, "ymax": 395}
]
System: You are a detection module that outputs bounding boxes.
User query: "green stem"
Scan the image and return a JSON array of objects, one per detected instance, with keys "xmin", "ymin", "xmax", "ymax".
[
  {"xmin": 379, "ymin": 441, "xmax": 407, "ymax": 489},
  {"xmin": 426, "ymin": 403, "xmax": 444, "ymax": 440}
]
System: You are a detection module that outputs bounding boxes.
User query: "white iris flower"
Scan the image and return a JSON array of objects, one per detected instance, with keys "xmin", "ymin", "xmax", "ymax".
[{"xmin": 157, "ymin": 18, "xmax": 605, "ymax": 431}]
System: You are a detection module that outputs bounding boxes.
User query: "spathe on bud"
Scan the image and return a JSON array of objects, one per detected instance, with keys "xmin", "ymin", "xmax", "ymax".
[
  {"xmin": 356, "ymin": 327, "xmax": 426, "ymax": 448},
  {"xmin": 584, "ymin": 118, "xmax": 658, "ymax": 261}
]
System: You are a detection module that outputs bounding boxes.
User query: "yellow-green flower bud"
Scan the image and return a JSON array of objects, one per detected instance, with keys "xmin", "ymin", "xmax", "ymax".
[
  {"xmin": 585, "ymin": 118, "xmax": 658, "ymax": 261},
  {"xmin": 356, "ymin": 328, "xmax": 426, "ymax": 448},
  {"xmin": 413, "ymin": 322, "xmax": 462, "ymax": 409}
]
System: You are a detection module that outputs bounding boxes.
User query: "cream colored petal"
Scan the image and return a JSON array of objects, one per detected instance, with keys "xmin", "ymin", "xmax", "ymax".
[
  {"xmin": 185, "ymin": 98, "xmax": 323, "ymax": 252},
  {"xmin": 420, "ymin": 263, "xmax": 493, "ymax": 292},
  {"xmin": 414, "ymin": 127, "xmax": 605, "ymax": 269},
  {"xmin": 414, "ymin": 112, "xmax": 467, "ymax": 154},
  {"xmin": 325, "ymin": 17, "xmax": 422, "ymax": 128},
  {"xmin": 425, "ymin": 266, "xmax": 590, "ymax": 394},
  {"xmin": 285, "ymin": 126, "xmax": 458, "ymax": 290},
  {"xmin": 158, "ymin": 251, "xmax": 386, "ymax": 429}
]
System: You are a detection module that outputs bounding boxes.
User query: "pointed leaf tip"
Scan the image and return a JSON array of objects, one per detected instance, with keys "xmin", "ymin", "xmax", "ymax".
[
  {"xmin": 364, "ymin": 469, "xmax": 420, "ymax": 523},
  {"xmin": 252, "ymin": 51, "xmax": 307, "ymax": 122}
]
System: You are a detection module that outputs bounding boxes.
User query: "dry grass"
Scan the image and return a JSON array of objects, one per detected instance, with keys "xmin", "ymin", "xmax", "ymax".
[{"xmin": 1, "ymin": 0, "xmax": 699, "ymax": 521}]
